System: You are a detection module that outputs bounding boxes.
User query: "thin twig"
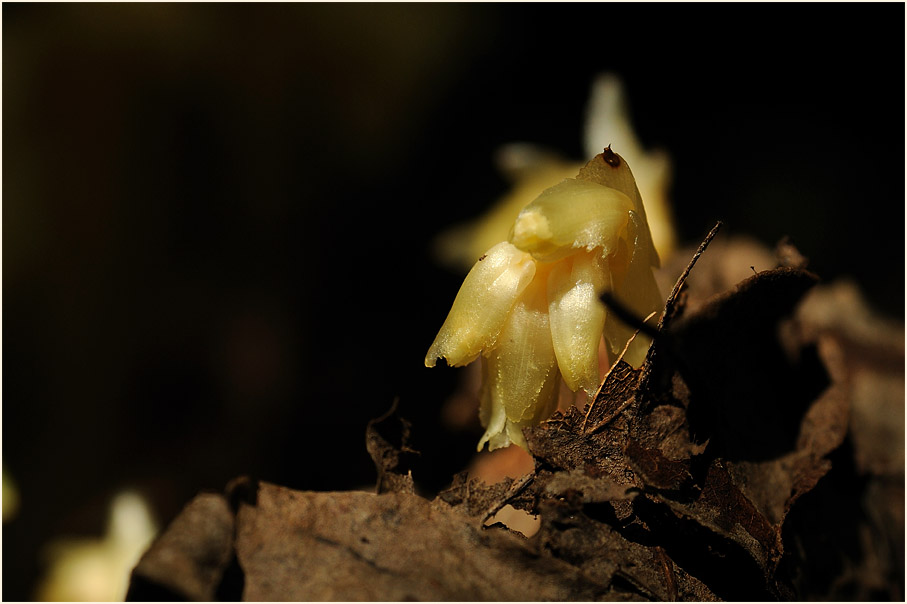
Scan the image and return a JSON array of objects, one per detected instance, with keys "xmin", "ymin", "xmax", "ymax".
[
  {"xmin": 638, "ymin": 221, "xmax": 723, "ymax": 392},
  {"xmin": 658, "ymin": 221, "xmax": 723, "ymax": 331},
  {"xmin": 481, "ymin": 471, "xmax": 535, "ymax": 527},
  {"xmin": 599, "ymin": 221, "xmax": 723, "ymax": 348},
  {"xmin": 655, "ymin": 545, "xmax": 679, "ymax": 601}
]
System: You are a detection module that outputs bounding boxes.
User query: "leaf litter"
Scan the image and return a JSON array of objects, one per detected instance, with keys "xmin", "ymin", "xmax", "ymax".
[{"xmin": 127, "ymin": 232, "xmax": 902, "ymax": 601}]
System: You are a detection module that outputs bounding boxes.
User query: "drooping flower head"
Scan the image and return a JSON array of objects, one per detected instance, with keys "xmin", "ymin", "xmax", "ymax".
[{"xmin": 426, "ymin": 149, "xmax": 662, "ymax": 451}]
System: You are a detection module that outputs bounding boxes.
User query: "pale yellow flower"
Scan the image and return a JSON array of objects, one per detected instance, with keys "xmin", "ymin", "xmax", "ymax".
[
  {"xmin": 35, "ymin": 491, "xmax": 158, "ymax": 602},
  {"xmin": 426, "ymin": 150, "xmax": 661, "ymax": 451}
]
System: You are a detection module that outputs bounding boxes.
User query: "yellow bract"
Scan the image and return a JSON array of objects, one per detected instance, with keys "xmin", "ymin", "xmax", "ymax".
[
  {"xmin": 426, "ymin": 151, "xmax": 662, "ymax": 451},
  {"xmin": 547, "ymin": 249, "xmax": 610, "ymax": 394},
  {"xmin": 425, "ymin": 241, "xmax": 536, "ymax": 368},
  {"xmin": 510, "ymin": 179, "xmax": 633, "ymax": 262},
  {"xmin": 479, "ymin": 270, "xmax": 560, "ymax": 451}
]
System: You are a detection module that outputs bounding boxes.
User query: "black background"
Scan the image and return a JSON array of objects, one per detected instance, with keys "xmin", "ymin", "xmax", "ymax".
[{"xmin": 3, "ymin": 3, "xmax": 904, "ymax": 600}]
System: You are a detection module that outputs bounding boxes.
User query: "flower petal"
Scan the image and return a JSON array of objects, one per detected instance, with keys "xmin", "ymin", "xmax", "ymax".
[
  {"xmin": 577, "ymin": 150, "xmax": 660, "ymax": 268},
  {"xmin": 477, "ymin": 357, "xmax": 512, "ymax": 451},
  {"xmin": 547, "ymin": 250, "xmax": 610, "ymax": 394},
  {"xmin": 604, "ymin": 211, "xmax": 663, "ymax": 368},
  {"xmin": 509, "ymin": 178, "xmax": 633, "ymax": 262},
  {"xmin": 479, "ymin": 273, "xmax": 560, "ymax": 451},
  {"xmin": 425, "ymin": 241, "xmax": 536, "ymax": 368}
]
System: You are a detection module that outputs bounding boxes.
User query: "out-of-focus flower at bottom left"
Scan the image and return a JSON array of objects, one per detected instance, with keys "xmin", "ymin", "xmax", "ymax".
[
  {"xmin": 3, "ymin": 464, "xmax": 21, "ymax": 522},
  {"xmin": 35, "ymin": 491, "xmax": 158, "ymax": 602}
]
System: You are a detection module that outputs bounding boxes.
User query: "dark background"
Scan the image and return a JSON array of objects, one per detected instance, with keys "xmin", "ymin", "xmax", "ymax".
[{"xmin": 3, "ymin": 3, "xmax": 904, "ymax": 600}]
